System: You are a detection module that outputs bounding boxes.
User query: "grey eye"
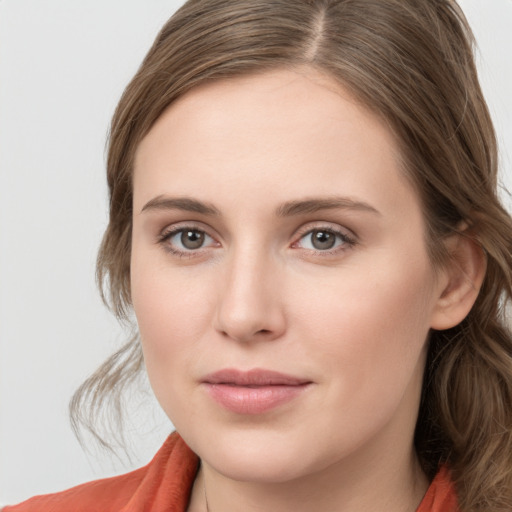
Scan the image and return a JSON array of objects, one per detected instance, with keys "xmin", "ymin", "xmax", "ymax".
[
  {"xmin": 310, "ymin": 230, "xmax": 336, "ymax": 250},
  {"xmin": 179, "ymin": 229, "xmax": 206, "ymax": 249},
  {"xmin": 161, "ymin": 227, "xmax": 217, "ymax": 255},
  {"xmin": 297, "ymin": 228, "xmax": 352, "ymax": 252}
]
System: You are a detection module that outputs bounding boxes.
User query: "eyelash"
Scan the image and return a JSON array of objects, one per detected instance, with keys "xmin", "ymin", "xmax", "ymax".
[{"xmin": 157, "ymin": 224, "xmax": 357, "ymax": 258}]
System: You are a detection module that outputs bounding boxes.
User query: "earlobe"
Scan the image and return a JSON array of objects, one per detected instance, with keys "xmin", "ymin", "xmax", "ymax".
[{"xmin": 430, "ymin": 231, "xmax": 487, "ymax": 331}]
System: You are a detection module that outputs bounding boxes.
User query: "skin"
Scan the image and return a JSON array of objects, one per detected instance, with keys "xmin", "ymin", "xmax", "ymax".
[{"xmin": 130, "ymin": 68, "xmax": 481, "ymax": 512}]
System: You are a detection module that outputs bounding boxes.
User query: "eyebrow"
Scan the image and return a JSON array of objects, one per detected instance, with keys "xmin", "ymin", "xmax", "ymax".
[
  {"xmin": 141, "ymin": 196, "xmax": 220, "ymax": 216},
  {"xmin": 140, "ymin": 195, "xmax": 380, "ymax": 217},
  {"xmin": 276, "ymin": 197, "xmax": 381, "ymax": 217}
]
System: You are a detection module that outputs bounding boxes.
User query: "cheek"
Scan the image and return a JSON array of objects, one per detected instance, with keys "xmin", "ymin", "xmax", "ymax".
[
  {"xmin": 130, "ymin": 253, "xmax": 214, "ymax": 389},
  {"xmin": 292, "ymin": 253, "xmax": 435, "ymax": 392}
]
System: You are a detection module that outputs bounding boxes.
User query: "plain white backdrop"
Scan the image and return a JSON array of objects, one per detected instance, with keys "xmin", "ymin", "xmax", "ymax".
[{"xmin": 0, "ymin": 0, "xmax": 511, "ymax": 505}]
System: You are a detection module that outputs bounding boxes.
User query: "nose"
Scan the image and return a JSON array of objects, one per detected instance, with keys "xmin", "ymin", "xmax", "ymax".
[{"xmin": 214, "ymin": 247, "xmax": 286, "ymax": 343}]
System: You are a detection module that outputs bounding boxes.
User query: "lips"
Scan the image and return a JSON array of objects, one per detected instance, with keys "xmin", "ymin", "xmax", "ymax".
[{"xmin": 202, "ymin": 368, "xmax": 312, "ymax": 414}]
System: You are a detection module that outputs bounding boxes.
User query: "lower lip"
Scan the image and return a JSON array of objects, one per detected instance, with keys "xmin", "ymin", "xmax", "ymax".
[{"xmin": 204, "ymin": 383, "xmax": 310, "ymax": 414}]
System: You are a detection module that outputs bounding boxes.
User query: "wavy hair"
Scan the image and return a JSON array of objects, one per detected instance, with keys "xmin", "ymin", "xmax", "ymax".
[{"xmin": 71, "ymin": 1, "xmax": 512, "ymax": 509}]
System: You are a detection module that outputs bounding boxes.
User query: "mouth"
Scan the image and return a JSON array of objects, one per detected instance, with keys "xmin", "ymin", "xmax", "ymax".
[{"xmin": 201, "ymin": 368, "xmax": 312, "ymax": 415}]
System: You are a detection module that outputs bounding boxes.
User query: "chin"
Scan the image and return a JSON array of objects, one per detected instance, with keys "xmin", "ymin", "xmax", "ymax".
[
  {"xmin": 182, "ymin": 423, "xmax": 333, "ymax": 484},
  {"xmin": 209, "ymin": 447, "xmax": 314, "ymax": 484}
]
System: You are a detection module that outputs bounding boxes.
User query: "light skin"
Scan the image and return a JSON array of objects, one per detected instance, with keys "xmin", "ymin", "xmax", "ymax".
[{"xmin": 131, "ymin": 68, "xmax": 485, "ymax": 512}]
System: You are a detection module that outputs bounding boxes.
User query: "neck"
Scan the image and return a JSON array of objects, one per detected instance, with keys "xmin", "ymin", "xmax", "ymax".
[{"xmin": 189, "ymin": 442, "xmax": 428, "ymax": 512}]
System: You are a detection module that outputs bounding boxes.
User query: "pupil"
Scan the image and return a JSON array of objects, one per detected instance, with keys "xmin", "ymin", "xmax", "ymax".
[
  {"xmin": 312, "ymin": 230, "xmax": 335, "ymax": 250},
  {"xmin": 181, "ymin": 230, "xmax": 204, "ymax": 249}
]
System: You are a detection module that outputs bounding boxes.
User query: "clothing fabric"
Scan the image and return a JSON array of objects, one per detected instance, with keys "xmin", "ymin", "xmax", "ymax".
[
  {"xmin": 4, "ymin": 434, "xmax": 198, "ymax": 512},
  {"xmin": 5, "ymin": 433, "xmax": 458, "ymax": 512}
]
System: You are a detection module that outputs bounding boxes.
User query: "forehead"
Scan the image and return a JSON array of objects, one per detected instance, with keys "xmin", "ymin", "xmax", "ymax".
[
  {"xmin": 133, "ymin": 67, "xmax": 416, "ymax": 220},
  {"xmin": 136, "ymin": 67, "xmax": 392, "ymax": 159}
]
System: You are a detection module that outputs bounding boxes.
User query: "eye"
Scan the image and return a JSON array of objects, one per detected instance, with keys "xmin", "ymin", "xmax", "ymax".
[
  {"xmin": 159, "ymin": 227, "xmax": 217, "ymax": 254},
  {"xmin": 176, "ymin": 229, "xmax": 208, "ymax": 250},
  {"xmin": 295, "ymin": 228, "xmax": 355, "ymax": 252}
]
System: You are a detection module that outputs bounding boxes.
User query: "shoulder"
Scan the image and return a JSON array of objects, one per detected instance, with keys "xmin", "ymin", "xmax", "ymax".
[
  {"xmin": 416, "ymin": 466, "xmax": 459, "ymax": 512},
  {"xmin": 3, "ymin": 433, "xmax": 199, "ymax": 512}
]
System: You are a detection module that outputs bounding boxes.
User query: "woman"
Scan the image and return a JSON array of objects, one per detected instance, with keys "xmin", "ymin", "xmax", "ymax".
[{"xmin": 5, "ymin": 0, "xmax": 512, "ymax": 511}]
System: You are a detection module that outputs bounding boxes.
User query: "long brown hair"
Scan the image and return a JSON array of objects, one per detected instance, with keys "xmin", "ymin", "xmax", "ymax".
[{"xmin": 71, "ymin": 1, "xmax": 512, "ymax": 509}]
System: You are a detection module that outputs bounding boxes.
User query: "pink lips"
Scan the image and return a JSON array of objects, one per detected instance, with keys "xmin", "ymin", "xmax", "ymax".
[{"xmin": 202, "ymin": 368, "xmax": 311, "ymax": 415}]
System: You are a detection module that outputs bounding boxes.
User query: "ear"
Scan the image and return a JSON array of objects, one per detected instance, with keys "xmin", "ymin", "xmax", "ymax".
[{"xmin": 430, "ymin": 230, "xmax": 487, "ymax": 331}]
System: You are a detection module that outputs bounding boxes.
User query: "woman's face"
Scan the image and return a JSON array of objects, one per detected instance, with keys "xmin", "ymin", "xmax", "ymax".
[{"xmin": 131, "ymin": 68, "xmax": 448, "ymax": 482}]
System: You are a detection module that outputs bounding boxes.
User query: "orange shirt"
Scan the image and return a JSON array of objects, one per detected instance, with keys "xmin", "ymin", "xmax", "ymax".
[
  {"xmin": 4, "ymin": 433, "xmax": 458, "ymax": 512},
  {"xmin": 416, "ymin": 466, "xmax": 458, "ymax": 512}
]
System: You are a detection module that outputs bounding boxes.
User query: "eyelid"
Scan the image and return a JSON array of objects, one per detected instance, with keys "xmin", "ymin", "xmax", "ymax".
[
  {"xmin": 293, "ymin": 221, "xmax": 356, "ymax": 240},
  {"xmin": 158, "ymin": 220, "xmax": 212, "ymax": 239}
]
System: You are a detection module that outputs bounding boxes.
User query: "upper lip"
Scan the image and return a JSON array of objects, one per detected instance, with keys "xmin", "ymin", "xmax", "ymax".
[{"xmin": 202, "ymin": 368, "xmax": 311, "ymax": 386}]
